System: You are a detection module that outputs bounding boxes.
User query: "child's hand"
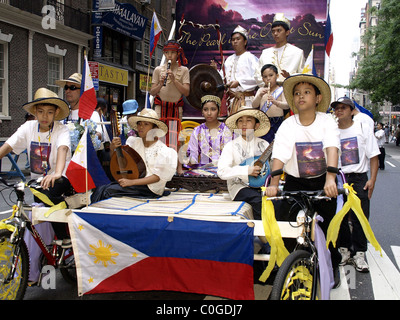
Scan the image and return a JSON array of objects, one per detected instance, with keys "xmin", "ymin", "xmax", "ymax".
[
  {"xmin": 264, "ymin": 185, "xmax": 279, "ymax": 197},
  {"xmin": 112, "ymin": 137, "xmax": 122, "ymax": 148},
  {"xmin": 323, "ymin": 179, "xmax": 338, "ymax": 198},
  {"xmin": 118, "ymin": 178, "xmax": 135, "ymax": 188},
  {"xmin": 41, "ymin": 173, "xmax": 62, "ymax": 190},
  {"xmin": 248, "ymin": 165, "xmax": 261, "ymax": 177}
]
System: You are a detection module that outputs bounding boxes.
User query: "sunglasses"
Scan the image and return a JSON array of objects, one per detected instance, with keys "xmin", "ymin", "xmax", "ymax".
[{"xmin": 64, "ymin": 85, "xmax": 81, "ymax": 91}]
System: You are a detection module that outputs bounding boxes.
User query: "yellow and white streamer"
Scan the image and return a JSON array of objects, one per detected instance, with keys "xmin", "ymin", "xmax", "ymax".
[
  {"xmin": 29, "ymin": 188, "xmax": 67, "ymax": 218},
  {"xmin": 259, "ymin": 188, "xmax": 290, "ymax": 282},
  {"xmin": 326, "ymin": 183, "xmax": 382, "ymax": 255}
]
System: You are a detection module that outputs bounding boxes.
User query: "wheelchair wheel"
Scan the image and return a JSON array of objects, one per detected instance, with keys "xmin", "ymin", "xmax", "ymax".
[
  {"xmin": 0, "ymin": 229, "xmax": 29, "ymax": 300},
  {"xmin": 270, "ymin": 250, "xmax": 320, "ymax": 300}
]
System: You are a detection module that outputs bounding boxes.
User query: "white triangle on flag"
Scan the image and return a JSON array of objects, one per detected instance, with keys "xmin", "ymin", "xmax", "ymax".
[{"xmin": 69, "ymin": 213, "xmax": 149, "ymax": 295}]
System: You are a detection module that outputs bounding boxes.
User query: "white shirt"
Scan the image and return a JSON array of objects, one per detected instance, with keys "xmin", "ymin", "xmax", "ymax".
[
  {"xmin": 218, "ymin": 136, "xmax": 269, "ymax": 199},
  {"xmin": 353, "ymin": 111, "xmax": 375, "ymax": 133},
  {"xmin": 126, "ymin": 137, "xmax": 177, "ymax": 196},
  {"xmin": 374, "ymin": 129, "xmax": 385, "ymax": 148},
  {"xmin": 255, "ymin": 43, "xmax": 305, "ymax": 85},
  {"xmin": 339, "ymin": 121, "xmax": 380, "ymax": 173},
  {"xmin": 272, "ymin": 113, "xmax": 340, "ymax": 178},
  {"xmin": 6, "ymin": 120, "xmax": 71, "ymax": 179}
]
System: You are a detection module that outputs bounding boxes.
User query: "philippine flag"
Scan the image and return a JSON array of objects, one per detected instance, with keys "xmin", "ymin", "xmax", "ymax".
[
  {"xmin": 302, "ymin": 46, "xmax": 317, "ymax": 76},
  {"xmin": 324, "ymin": 12, "xmax": 334, "ymax": 57},
  {"xmin": 69, "ymin": 212, "xmax": 255, "ymax": 300},
  {"xmin": 66, "ymin": 127, "xmax": 110, "ymax": 193},
  {"xmin": 79, "ymin": 55, "xmax": 98, "ymax": 120},
  {"xmin": 149, "ymin": 12, "xmax": 162, "ymax": 58}
]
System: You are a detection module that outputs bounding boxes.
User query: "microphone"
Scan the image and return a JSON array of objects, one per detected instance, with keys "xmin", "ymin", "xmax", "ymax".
[{"xmin": 163, "ymin": 60, "xmax": 172, "ymax": 86}]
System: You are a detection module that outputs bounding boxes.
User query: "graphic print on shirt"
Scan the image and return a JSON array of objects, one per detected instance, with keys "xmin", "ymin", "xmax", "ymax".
[
  {"xmin": 30, "ymin": 141, "xmax": 51, "ymax": 175},
  {"xmin": 340, "ymin": 137, "xmax": 360, "ymax": 167},
  {"xmin": 296, "ymin": 142, "xmax": 326, "ymax": 178}
]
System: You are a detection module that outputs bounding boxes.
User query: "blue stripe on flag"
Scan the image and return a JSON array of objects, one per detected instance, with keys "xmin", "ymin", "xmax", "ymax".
[
  {"xmin": 75, "ymin": 211, "xmax": 254, "ymax": 266},
  {"xmin": 86, "ymin": 130, "xmax": 111, "ymax": 187}
]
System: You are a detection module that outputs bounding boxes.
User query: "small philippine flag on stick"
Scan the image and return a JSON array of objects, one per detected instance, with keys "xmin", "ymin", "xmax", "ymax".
[{"xmin": 79, "ymin": 55, "xmax": 97, "ymax": 120}]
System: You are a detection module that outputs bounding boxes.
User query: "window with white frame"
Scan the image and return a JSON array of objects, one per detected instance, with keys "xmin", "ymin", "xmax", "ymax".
[
  {"xmin": 48, "ymin": 55, "xmax": 61, "ymax": 94},
  {"xmin": 45, "ymin": 44, "xmax": 66, "ymax": 95}
]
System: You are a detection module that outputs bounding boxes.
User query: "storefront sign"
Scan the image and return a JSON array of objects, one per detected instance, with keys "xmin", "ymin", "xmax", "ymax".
[
  {"xmin": 98, "ymin": 63, "xmax": 128, "ymax": 86},
  {"xmin": 139, "ymin": 74, "xmax": 152, "ymax": 92},
  {"xmin": 92, "ymin": 0, "xmax": 148, "ymax": 41},
  {"xmin": 89, "ymin": 62, "xmax": 128, "ymax": 87}
]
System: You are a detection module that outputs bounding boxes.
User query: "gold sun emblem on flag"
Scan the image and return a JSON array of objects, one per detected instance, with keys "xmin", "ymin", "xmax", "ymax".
[{"xmin": 88, "ymin": 240, "xmax": 119, "ymax": 267}]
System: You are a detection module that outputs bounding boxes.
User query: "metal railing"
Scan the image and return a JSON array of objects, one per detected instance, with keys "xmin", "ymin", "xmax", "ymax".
[{"xmin": 7, "ymin": 0, "xmax": 90, "ymax": 33}]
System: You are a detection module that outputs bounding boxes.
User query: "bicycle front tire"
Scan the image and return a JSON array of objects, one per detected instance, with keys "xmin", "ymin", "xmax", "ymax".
[
  {"xmin": 0, "ymin": 229, "xmax": 29, "ymax": 300},
  {"xmin": 270, "ymin": 249, "xmax": 319, "ymax": 300}
]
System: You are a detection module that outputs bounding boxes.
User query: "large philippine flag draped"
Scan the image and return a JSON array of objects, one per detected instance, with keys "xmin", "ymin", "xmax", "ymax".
[{"xmin": 69, "ymin": 212, "xmax": 255, "ymax": 299}]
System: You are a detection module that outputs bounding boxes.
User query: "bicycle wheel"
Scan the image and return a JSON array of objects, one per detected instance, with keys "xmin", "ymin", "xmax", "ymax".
[
  {"xmin": 59, "ymin": 248, "xmax": 77, "ymax": 284},
  {"xmin": 270, "ymin": 249, "xmax": 319, "ymax": 300},
  {"xmin": 0, "ymin": 229, "xmax": 29, "ymax": 300}
]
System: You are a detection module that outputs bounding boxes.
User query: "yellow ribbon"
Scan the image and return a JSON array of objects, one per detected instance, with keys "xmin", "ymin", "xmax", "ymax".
[
  {"xmin": 0, "ymin": 205, "xmax": 18, "ymax": 234},
  {"xmin": 29, "ymin": 188, "xmax": 67, "ymax": 218},
  {"xmin": 326, "ymin": 183, "xmax": 382, "ymax": 255},
  {"xmin": 259, "ymin": 188, "xmax": 290, "ymax": 282}
]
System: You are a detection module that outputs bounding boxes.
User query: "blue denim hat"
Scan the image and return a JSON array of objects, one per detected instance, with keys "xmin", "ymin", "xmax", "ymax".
[{"xmin": 122, "ymin": 99, "xmax": 139, "ymax": 115}]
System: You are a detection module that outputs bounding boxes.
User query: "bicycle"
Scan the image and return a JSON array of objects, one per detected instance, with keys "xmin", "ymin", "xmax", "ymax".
[
  {"xmin": 0, "ymin": 177, "xmax": 76, "ymax": 300},
  {"xmin": 265, "ymin": 170, "xmax": 347, "ymax": 300}
]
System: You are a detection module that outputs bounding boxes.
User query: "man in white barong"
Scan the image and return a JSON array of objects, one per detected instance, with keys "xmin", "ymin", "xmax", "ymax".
[
  {"xmin": 212, "ymin": 25, "xmax": 259, "ymax": 115},
  {"xmin": 255, "ymin": 13, "xmax": 305, "ymax": 85}
]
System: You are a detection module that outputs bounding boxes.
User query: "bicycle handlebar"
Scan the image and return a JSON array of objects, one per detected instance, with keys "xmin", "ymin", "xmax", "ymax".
[{"xmin": 265, "ymin": 188, "xmax": 348, "ymax": 201}]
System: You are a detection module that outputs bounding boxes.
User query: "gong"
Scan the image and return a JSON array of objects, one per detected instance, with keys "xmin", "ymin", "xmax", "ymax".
[{"xmin": 186, "ymin": 64, "xmax": 225, "ymax": 110}]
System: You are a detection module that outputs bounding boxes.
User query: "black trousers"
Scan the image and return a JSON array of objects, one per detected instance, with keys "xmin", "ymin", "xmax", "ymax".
[
  {"xmin": 277, "ymin": 174, "xmax": 341, "ymax": 269},
  {"xmin": 378, "ymin": 147, "xmax": 385, "ymax": 169},
  {"xmin": 338, "ymin": 172, "xmax": 370, "ymax": 253},
  {"xmin": 234, "ymin": 187, "xmax": 262, "ymax": 220},
  {"xmin": 91, "ymin": 182, "xmax": 159, "ymax": 203},
  {"xmin": 33, "ymin": 177, "xmax": 72, "ymax": 240}
]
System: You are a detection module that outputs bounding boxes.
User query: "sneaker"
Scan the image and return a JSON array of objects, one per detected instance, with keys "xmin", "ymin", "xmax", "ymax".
[
  {"xmin": 339, "ymin": 247, "xmax": 351, "ymax": 266},
  {"xmin": 352, "ymin": 251, "xmax": 369, "ymax": 273}
]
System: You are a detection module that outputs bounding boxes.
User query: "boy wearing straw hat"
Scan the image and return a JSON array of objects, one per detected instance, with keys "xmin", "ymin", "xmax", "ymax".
[
  {"xmin": 0, "ymin": 88, "xmax": 72, "ymax": 240},
  {"xmin": 91, "ymin": 108, "xmax": 177, "ymax": 202},
  {"xmin": 217, "ymin": 106, "xmax": 270, "ymax": 220},
  {"xmin": 264, "ymin": 74, "xmax": 342, "ymax": 285}
]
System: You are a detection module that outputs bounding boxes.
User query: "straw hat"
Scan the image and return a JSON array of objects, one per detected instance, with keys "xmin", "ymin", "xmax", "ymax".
[
  {"xmin": 128, "ymin": 108, "xmax": 168, "ymax": 137},
  {"xmin": 23, "ymin": 88, "xmax": 70, "ymax": 121},
  {"xmin": 283, "ymin": 74, "xmax": 331, "ymax": 114},
  {"xmin": 225, "ymin": 106, "xmax": 270, "ymax": 137},
  {"xmin": 55, "ymin": 73, "xmax": 82, "ymax": 87}
]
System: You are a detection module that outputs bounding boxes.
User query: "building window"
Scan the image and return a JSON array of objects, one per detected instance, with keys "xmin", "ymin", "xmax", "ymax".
[
  {"xmin": 48, "ymin": 55, "xmax": 61, "ymax": 94},
  {"xmin": 136, "ymin": 41, "xmax": 142, "ymax": 64}
]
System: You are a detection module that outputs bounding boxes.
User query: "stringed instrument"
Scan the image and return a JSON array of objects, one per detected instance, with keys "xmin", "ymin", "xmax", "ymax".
[
  {"xmin": 240, "ymin": 140, "xmax": 274, "ymax": 188},
  {"xmin": 109, "ymin": 106, "xmax": 146, "ymax": 181}
]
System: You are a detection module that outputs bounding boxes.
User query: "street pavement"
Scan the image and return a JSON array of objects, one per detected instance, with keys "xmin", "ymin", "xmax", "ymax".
[{"xmin": 1, "ymin": 140, "xmax": 400, "ymax": 301}]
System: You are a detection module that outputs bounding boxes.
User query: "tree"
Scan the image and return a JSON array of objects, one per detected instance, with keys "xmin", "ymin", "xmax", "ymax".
[{"xmin": 350, "ymin": 0, "xmax": 400, "ymax": 105}]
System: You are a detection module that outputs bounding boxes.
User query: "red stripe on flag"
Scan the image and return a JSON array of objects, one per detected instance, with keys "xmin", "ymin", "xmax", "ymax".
[
  {"xmin": 65, "ymin": 161, "xmax": 96, "ymax": 193},
  {"xmin": 85, "ymin": 257, "xmax": 254, "ymax": 300},
  {"xmin": 326, "ymin": 35, "xmax": 334, "ymax": 57}
]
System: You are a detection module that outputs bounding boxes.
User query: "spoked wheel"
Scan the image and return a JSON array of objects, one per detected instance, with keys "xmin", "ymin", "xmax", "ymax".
[
  {"xmin": 270, "ymin": 250, "xmax": 320, "ymax": 300},
  {"xmin": 59, "ymin": 248, "xmax": 77, "ymax": 284},
  {"xmin": 0, "ymin": 229, "xmax": 29, "ymax": 300}
]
